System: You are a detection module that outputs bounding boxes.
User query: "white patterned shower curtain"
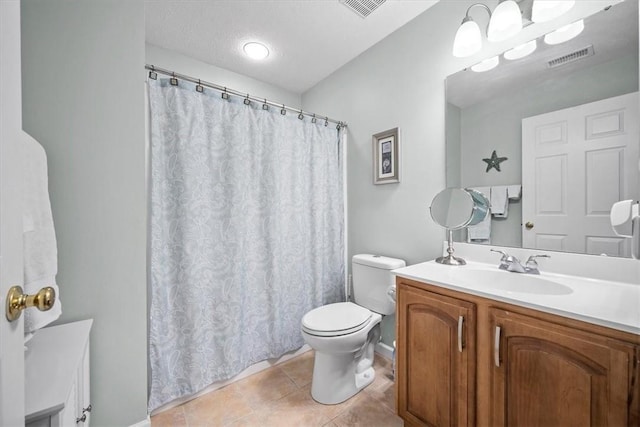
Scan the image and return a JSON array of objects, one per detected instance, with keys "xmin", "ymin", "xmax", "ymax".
[{"xmin": 147, "ymin": 78, "xmax": 345, "ymax": 411}]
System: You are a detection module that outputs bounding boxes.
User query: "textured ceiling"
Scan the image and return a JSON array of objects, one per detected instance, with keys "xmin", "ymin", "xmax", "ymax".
[{"xmin": 145, "ymin": 0, "xmax": 439, "ymax": 94}]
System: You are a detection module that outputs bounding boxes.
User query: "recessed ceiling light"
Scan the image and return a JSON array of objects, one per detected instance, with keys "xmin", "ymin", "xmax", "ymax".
[
  {"xmin": 504, "ymin": 40, "xmax": 537, "ymax": 60},
  {"xmin": 243, "ymin": 42, "xmax": 269, "ymax": 60},
  {"xmin": 471, "ymin": 56, "xmax": 499, "ymax": 72},
  {"xmin": 544, "ymin": 20, "xmax": 584, "ymax": 45}
]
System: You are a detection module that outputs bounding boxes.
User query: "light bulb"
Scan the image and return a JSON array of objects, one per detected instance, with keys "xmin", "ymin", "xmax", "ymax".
[
  {"xmin": 453, "ymin": 17, "xmax": 482, "ymax": 58},
  {"xmin": 544, "ymin": 20, "xmax": 584, "ymax": 45},
  {"xmin": 532, "ymin": 0, "xmax": 575, "ymax": 23},
  {"xmin": 487, "ymin": 0, "xmax": 523, "ymax": 42},
  {"xmin": 504, "ymin": 40, "xmax": 537, "ymax": 60},
  {"xmin": 471, "ymin": 56, "xmax": 499, "ymax": 72}
]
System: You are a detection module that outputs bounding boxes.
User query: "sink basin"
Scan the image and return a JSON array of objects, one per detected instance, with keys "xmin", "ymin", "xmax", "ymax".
[{"xmin": 457, "ymin": 269, "xmax": 573, "ymax": 295}]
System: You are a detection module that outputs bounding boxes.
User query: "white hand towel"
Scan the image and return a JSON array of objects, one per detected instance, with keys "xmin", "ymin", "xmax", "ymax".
[
  {"xmin": 491, "ymin": 186, "xmax": 509, "ymax": 218},
  {"xmin": 507, "ymin": 185, "xmax": 522, "ymax": 200},
  {"xmin": 23, "ymin": 132, "xmax": 61, "ymax": 341},
  {"xmin": 467, "ymin": 187, "xmax": 491, "ymax": 243}
]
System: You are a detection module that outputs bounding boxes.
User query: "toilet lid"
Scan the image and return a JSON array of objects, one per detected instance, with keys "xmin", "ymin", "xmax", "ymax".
[{"xmin": 302, "ymin": 302, "xmax": 372, "ymax": 337}]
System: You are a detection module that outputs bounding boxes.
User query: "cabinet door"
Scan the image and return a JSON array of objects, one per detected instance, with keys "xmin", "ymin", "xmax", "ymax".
[
  {"xmin": 397, "ymin": 283, "xmax": 476, "ymax": 427},
  {"xmin": 490, "ymin": 309, "xmax": 634, "ymax": 426}
]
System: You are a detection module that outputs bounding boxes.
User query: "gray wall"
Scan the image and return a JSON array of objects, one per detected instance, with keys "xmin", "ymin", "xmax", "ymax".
[
  {"xmin": 147, "ymin": 44, "xmax": 302, "ymax": 108},
  {"xmin": 21, "ymin": 1, "xmax": 147, "ymax": 425},
  {"xmin": 456, "ymin": 54, "xmax": 639, "ymax": 248},
  {"xmin": 302, "ymin": 1, "xmax": 476, "ymax": 345}
]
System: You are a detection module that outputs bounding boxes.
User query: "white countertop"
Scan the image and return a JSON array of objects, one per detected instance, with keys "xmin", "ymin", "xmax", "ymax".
[{"xmin": 393, "ymin": 261, "xmax": 640, "ymax": 335}]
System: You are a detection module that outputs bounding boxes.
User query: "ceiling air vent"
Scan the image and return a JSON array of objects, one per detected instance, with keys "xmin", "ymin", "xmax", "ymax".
[
  {"xmin": 547, "ymin": 45, "xmax": 595, "ymax": 68},
  {"xmin": 339, "ymin": 0, "xmax": 386, "ymax": 18}
]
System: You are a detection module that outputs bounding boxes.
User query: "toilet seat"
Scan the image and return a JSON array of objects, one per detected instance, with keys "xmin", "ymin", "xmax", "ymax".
[{"xmin": 302, "ymin": 302, "xmax": 372, "ymax": 337}]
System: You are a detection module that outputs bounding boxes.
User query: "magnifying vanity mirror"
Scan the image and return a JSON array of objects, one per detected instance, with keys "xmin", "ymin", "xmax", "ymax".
[
  {"xmin": 446, "ymin": 0, "xmax": 639, "ymax": 258},
  {"xmin": 430, "ymin": 188, "xmax": 490, "ymax": 265}
]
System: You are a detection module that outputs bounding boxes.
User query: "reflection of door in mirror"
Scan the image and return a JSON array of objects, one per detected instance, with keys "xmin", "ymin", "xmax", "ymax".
[{"xmin": 522, "ymin": 92, "xmax": 639, "ymax": 257}]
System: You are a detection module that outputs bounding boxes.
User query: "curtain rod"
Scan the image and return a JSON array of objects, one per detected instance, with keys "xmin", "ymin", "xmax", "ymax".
[{"xmin": 145, "ymin": 65, "xmax": 347, "ymax": 129}]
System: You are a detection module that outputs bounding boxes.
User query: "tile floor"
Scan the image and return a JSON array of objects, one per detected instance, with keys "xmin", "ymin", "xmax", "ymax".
[{"xmin": 151, "ymin": 351, "xmax": 403, "ymax": 427}]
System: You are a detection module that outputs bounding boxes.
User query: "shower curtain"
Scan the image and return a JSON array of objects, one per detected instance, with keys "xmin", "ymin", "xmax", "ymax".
[{"xmin": 147, "ymin": 78, "xmax": 344, "ymax": 410}]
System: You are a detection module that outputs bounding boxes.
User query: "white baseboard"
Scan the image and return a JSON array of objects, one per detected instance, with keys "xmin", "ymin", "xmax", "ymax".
[
  {"xmin": 375, "ymin": 341, "xmax": 394, "ymax": 360},
  {"xmin": 150, "ymin": 345, "xmax": 312, "ymax": 416},
  {"xmin": 129, "ymin": 415, "xmax": 150, "ymax": 427}
]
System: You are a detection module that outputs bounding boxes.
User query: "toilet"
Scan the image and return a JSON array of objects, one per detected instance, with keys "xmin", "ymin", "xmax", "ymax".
[{"xmin": 301, "ymin": 254, "xmax": 406, "ymax": 405}]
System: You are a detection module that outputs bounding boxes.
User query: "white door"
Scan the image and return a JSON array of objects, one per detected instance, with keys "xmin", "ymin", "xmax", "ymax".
[
  {"xmin": 0, "ymin": 1, "xmax": 26, "ymax": 424},
  {"xmin": 522, "ymin": 92, "xmax": 639, "ymax": 256}
]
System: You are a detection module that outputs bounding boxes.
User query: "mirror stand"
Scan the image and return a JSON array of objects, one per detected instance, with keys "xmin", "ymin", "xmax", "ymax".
[{"xmin": 436, "ymin": 229, "xmax": 466, "ymax": 265}]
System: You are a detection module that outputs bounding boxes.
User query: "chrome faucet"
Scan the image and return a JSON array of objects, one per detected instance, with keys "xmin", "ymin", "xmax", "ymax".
[
  {"xmin": 490, "ymin": 249, "xmax": 550, "ymax": 274},
  {"xmin": 524, "ymin": 254, "xmax": 551, "ymax": 275}
]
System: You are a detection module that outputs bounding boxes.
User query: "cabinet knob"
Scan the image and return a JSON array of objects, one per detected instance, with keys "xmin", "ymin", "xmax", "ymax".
[{"xmin": 5, "ymin": 285, "xmax": 56, "ymax": 322}]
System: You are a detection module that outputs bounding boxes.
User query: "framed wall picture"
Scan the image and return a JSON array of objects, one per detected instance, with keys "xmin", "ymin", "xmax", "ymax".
[{"xmin": 372, "ymin": 127, "xmax": 400, "ymax": 184}]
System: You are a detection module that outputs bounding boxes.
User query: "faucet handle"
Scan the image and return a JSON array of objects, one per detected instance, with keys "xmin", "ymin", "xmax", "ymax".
[
  {"xmin": 490, "ymin": 249, "xmax": 509, "ymax": 261},
  {"xmin": 525, "ymin": 254, "xmax": 550, "ymax": 270}
]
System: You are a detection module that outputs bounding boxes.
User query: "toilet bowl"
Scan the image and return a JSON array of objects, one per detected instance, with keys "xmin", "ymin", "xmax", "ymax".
[
  {"xmin": 302, "ymin": 302, "xmax": 381, "ymax": 404},
  {"xmin": 301, "ymin": 254, "xmax": 406, "ymax": 405}
]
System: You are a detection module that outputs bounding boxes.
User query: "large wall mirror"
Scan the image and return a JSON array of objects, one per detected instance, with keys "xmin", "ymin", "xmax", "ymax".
[{"xmin": 446, "ymin": 0, "xmax": 638, "ymax": 258}]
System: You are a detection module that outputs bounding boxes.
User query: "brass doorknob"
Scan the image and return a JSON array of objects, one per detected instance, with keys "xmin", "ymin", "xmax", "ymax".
[
  {"xmin": 525, "ymin": 221, "xmax": 534, "ymax": 230},
  {"xmin": 5, "ymin": 286, "xmax": 56, "ymax": 322}
]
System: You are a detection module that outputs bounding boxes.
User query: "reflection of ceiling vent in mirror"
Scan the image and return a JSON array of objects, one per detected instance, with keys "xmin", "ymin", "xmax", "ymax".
[
  {"xmin": 547, "ymin": 45, "xmax": 595, "ymax": 68},
  {"xmin": 339, "ymin": 0, "xmax": 386, "ymax": 18}
]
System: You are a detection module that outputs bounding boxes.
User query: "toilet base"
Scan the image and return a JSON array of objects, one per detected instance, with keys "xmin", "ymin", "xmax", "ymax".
[
  {"xmin": 309, "ymin": 324, "xmax": 380, "ymax": 405},
  {"xmin": 310, "ymin": 352, "xmax": 376, "ymax": 405}
]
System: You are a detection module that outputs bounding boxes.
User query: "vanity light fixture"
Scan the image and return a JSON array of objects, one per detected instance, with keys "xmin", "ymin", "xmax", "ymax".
[
  {"xmin": 452, "ymin": 1, "xmax": 522, "ymax": 58},
  {"xmin": 471, "ymin": 55, "xmax": 500, "ymax": 72},
  {"xmin": 532, "ymin": 0, "xmax": 575, "ymax": 23},
  {"xmin": 487, "ymin": 0, "xmax": 523, "ymax": 42},
  {"xmin": 504, "ymin": 39, "xmax": 537, "ymax": 60},
  {"xmin": 544, "ymin": 19, "xmax": 584, "ymax": 45},
  {"xmin": 243, "ymin": 42, "xmax": 270, "ymax": 60}
]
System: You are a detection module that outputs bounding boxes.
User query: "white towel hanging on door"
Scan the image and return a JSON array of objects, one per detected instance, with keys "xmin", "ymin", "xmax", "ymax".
[{"xmin": 22, "ymin": 132, "xmax": 61, "ymax": 341}]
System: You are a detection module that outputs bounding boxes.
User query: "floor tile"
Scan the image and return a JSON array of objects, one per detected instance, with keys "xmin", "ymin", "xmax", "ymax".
[
  {"xmin": 150, "ymin": 405, "xmax": 187, "ymax": 427},
  {"xmin": 227, "ymin": 388, "xmax": 331, "ymax": 427},
  {"xmin": 234, "ymin": 365, "xmax": 298, "ymax": 409},
  {"xmin": 333, "ymin": 396, "xmax": 403, "ymax": 427},
  {"xmin": 182, "ymin": 383, "xmax": 253, "ymax": 427},
  {"xmin": 279, "ymin": 350, "xmax": 315, "ymax": 388},
  {"xmin": 152, "ymin": 351, "xmax": 402, "ymax": 427}
]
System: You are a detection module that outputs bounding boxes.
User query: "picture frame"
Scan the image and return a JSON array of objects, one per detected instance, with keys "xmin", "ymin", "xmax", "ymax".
[{"xmin": 372, "ymin": 127, "xmax": 400, "ymax": 184}]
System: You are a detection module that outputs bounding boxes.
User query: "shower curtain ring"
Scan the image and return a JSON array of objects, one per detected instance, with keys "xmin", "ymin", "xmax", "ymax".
[
  {"xmin": 170, "ymin": 72, "xmax": 178, "ymax": 86},
  {"xmin": 262, "ymin": 99, "xmax": 269, "ymax": 110},
  {"xmin": 196, "ymin": 79, "xmax": 204, "ymax": 93},
  {"xmin": 222, "ymin": 88, "xmax": 230, "ymax": 100},
  {"xmin": 324, "ymin": 117, "xmax": 329, "ymax": 127},
  {"xmin": 281, "ymin": 104, "xmax": 287, "ymax": 115},
  {"xmin": 244, "ymin": 94, "xmax": 251, "ymax": 105},
  {"xmin": 311, "ymin": 114, "xmax": 317, "ymax": 124},
  {"xmin": 298, "ymin": 110, "xmax": 304, "ymax": 120},
  {"xmin": 148, "ymin": 65, "xmax": 157, "ymax": 80}
]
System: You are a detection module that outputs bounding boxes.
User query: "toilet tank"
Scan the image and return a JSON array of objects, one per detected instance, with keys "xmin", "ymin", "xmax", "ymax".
[{"xmin": 352, "ymin": 254, "xmax": 406, "ymax": 315}]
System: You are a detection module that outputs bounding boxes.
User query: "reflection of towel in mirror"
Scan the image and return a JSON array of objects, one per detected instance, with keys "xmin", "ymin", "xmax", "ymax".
[
  {"xmin": 491, "ymin": 186, "xmax": 509, "ymax": 218},
  {"xmin": 23, "ymin": 132, "xmax": 61, "ymax": 342},
  {"xmin": 467, "ymin": 208, "xmax": 491, "ymax": 243},
  {"xmin": 507, "ymin": 185, "xmax": 521, "ymax": 200},
  {"xmin": 467, "ymin": 186, "xmax": 492, "ymax": 243}
]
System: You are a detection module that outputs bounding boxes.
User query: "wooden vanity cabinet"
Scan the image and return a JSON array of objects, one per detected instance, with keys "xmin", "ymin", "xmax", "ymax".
[
  {"xmin": 490, "ymin": 309, "xmax": 635, "ymax": 426},
  {"xmin": 396, "ymin": 282, "xmax": 476, "ymax": 427},
  {"xmin": 396, "ymin": 277, "xmax": 640, "ymax": 427}
]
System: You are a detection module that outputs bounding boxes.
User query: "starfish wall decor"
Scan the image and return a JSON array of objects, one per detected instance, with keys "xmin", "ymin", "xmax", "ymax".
[{"xmin": 483, "ymin": 150, "xmax": 508, "ymax": 172}]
